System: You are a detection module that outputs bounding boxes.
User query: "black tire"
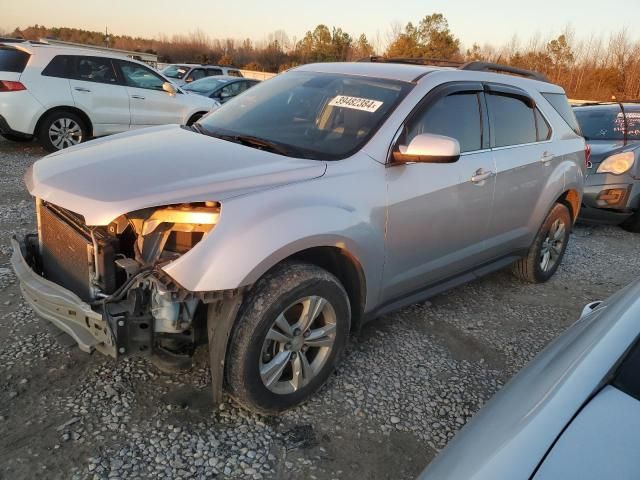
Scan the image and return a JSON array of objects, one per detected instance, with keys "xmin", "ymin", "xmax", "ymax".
[
  {"xmin": 187, "ymin": 112, "xmax": 206, "ymax": 126},
  {"xmin": 513, "ymin": 203, "xmax": 571, "ymax": 283},
  {"xmin": 226, "ymin": 261, "xmax": 351, "ymax": 414},
  {"xmin": 37, "ymin": 111, "xmax": 88, "ymax": 152},
  {"xmin": 1, "ymin": 133, "xmax": 33, "ymax": 143},
  {"xmin": 621, "ymin": 210, "xmax": 640, "ymax": 233}
]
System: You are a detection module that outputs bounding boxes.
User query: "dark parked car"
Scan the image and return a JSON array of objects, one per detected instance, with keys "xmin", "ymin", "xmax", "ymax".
[
  {"xmin": 182, "ymin": 75, "xmax": 260, "ymax": 104},
  {"xmin": 574, "ymin": 102, "xmax": 640, "ymax": 232}
]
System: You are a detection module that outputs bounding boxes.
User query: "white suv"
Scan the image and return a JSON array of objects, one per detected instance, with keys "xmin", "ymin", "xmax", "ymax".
[{"xmin": 0, "ymin": 42, "xmax": 216, "ymax": 151}]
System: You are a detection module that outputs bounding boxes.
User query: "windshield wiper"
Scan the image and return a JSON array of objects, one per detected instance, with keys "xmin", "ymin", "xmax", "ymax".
[
  {"xmin": 215, "ymin": 133, "xmax": 304, "ymax": 157},
  {"xmin": 232, "ymin": 135, "xmax": 294, "ymax": 156},
  {"xmin": 190, "ymin": 122, "xmax": 205, "ymax": 134}
]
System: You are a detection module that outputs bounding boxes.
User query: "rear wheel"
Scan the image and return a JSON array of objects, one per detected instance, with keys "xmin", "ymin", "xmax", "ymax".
[
  {"xmin": 513, "ymin": 203, "xmax": 571, "ymax": 283},
  {"xmin": 1, "ymin": 133, "xmax": 32, "ymax": 143},
  {"xmin": 621, "ymin": 210, "xmax": 640, "ymax": 233},
  {"xmin": 226, "ymin": 262, "xmax": 351, "ymax": 414},
  {"xmin": 37, "ymin": 111, "xmax": 88, "ymax": 152}
]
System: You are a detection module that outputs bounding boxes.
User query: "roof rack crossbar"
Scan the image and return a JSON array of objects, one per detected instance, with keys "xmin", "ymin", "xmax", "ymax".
[{"xmin": 459, "ymin": 61, "xmax": 550, "ymax": 83}]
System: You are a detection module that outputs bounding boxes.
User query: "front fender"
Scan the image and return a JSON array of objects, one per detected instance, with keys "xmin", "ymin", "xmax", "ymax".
[{"xmin": 161, "ymin": 181, "xmax": 385, "ymax": 309}]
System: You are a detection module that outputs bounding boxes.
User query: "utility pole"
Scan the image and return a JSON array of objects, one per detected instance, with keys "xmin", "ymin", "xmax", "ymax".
[{"xmin": 104, "ymin": 26, "xmax": 110, "ymax": 48}]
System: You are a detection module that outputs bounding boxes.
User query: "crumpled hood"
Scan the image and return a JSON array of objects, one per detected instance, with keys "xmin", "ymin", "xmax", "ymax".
[{"xmin": 26, "ymin": 125, "xmax": 326, "ymax": 225}]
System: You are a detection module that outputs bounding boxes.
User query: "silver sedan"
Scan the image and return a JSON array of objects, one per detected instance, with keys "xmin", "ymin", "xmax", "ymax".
[{"xmin": 419, "ymin": 277, "xmax": 640, "ymax": 480}]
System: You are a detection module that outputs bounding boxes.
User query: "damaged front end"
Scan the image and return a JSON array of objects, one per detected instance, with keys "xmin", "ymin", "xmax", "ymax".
[{"xmin": 11, "ymin": 199, "xmax": 233, "ymax": 368}]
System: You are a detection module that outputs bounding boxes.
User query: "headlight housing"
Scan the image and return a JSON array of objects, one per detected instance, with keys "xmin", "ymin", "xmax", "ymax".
[{"xmin": 596, "ymin": 151, "xmax": 635, "ymax": 175}]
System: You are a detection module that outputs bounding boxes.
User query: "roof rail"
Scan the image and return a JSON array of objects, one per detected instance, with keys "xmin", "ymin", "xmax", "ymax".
[
  {"xmin": 0, "ymin": 37, "xmax": 48, "ymax": 45},
  {"xmin": 459, "ymin": 61, "xmax": 550, "ymax": 83},
  {"xmin": 574, "ymin": 100, "xmax": 640, "ymax": 106},
  {"xmin": 357, "ymin": 56, "xmax": 463, "ymax": 67}
]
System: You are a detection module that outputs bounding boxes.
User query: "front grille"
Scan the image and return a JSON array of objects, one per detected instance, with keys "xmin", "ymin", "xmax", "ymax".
[{"xmin": 38, "ymin": 202, "xmax": 118, "ymax": 301}]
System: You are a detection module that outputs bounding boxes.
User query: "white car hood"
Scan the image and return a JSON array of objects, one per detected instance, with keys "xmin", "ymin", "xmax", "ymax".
[{"xmin": 26, "ymin": 125, "xmax": 326, "ymax": 225}]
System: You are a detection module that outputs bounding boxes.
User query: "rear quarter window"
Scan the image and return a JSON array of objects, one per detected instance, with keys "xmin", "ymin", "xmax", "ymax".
[
  {"xmin": 41, "ymin": 55, "xmax": 75, "ymax": 78},
  {"xmin": 543, "ymin": 93, "xmax": 582, "ymax": 136},
  {"xmin": 227, "ymin": 70, "xmax": 242, "ymax": 77},
  {"xmin": 0, "ymin": 47, "xmax": 30, "ymax": 72}
]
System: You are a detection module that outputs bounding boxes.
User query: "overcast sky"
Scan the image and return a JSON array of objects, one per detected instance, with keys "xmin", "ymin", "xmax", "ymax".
[{"xmin": 3, "ymin": 0, "xmax": 639, "ymax": 49}]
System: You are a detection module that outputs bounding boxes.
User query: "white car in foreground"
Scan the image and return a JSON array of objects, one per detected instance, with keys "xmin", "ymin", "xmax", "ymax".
[
  {"xmin": 419, "ymin": 277, "xmax": 640, "ymax": 480},
  {"xmin": 0, "ymin": 42, "xmax": 216, "ymax": 151}
]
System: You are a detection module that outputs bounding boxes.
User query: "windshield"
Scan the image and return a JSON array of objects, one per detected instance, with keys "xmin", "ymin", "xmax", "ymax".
[
  {"xmin": 183, "ymin": 77, "xmax": 229, "ymax": 94},
  {"xmin": 162, "ymin": 65, "xmax": 190, "ymax": 79},
  {"xmin": 197, "ymin": 71, "xmax": 412, "ymax": 160},
  {"xmin": 575, "ymin": 106, "xmax": 640, "ymax": 141}
]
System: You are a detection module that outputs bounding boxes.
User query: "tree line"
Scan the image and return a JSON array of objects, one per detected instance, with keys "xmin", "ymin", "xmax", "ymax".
[{"xmin": 8, "ymin": 16, "xmax": 640, "ymax": 100}]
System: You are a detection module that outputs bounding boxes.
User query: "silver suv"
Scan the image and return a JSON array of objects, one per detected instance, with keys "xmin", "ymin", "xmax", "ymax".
[{"xmin": 11, "ymin": 60, "xmax": 586, "ymax": 414}]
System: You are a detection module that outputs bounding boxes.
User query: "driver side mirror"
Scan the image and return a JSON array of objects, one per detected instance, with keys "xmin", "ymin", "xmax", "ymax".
[
  {"xmin": 393, "ymin": 133, "xmax": 460, "ymax": 164},
  {"xmin": 162, "ymin": 81, "xmax": 177, "ymax": 96}
]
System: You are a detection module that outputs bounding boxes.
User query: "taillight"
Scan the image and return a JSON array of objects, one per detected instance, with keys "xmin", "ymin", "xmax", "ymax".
[
  {"xmin": 0, "ymin": 80, "xmax": 26, "ymax": 92},
  {"xmin": 585, "ymin": 144, "xmax": 591, "ymax": 168}
]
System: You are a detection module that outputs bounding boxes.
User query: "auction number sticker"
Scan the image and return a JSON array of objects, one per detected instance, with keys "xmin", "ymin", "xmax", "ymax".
[{"xmin": 328, "ymin": 95, "xmax": 383, "ymax": 112}]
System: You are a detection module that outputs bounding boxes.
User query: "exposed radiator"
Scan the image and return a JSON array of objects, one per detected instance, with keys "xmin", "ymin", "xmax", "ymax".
[{"xmin": 38, "ymin": 202, "xmax": 118, "ymax": 301}]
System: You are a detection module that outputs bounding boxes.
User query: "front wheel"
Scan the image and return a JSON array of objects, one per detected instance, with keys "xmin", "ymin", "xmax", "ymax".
[
  {"xmin": 226, "ymin": 262, "xmax": 351, "ymax": 414},
  {"xmin": 513, "ymin": 203, "xmax": 571, "ymax": 283}
]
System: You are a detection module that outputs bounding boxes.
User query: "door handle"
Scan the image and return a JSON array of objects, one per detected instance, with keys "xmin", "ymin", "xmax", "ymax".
[
  {"xmin": 74, "ymin": 87, "xmax": 91, "ymax": 92},
  {"xmin": 471, "ymin": 169, "xmax": 495, "ymax": 183},
  {"xmin": 131, "ymin": 95, "xmax": 145, "ymax": 100},
  {"xmin": 540, "ymin": 151, "xmax": 555, "ymax": 163}
]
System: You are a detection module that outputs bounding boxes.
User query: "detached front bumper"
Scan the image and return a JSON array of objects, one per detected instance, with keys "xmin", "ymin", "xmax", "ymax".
[{"xmin": 10, "ymin": 236, "xmax": 116, "ymax": 358}]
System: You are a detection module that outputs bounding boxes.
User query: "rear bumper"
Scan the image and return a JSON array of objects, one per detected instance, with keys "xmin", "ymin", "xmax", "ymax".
[
  {"xmin": 0, "ymin": 90, "xmax": 42, "ymax": 135},
  {"xmin": 10, "ymin": 236, "xmax": 116, "ymax": 357},
  {"xmin": 0, "ymin": 114, "xmax": 31, "ymax": 138}
]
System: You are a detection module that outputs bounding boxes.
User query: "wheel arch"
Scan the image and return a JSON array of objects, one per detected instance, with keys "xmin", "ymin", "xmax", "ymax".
[
  {"xmin": 34, "ymin": 106, "xmax": 93, "ymax": 137},
  {"xmin": 187, "ymin": 111, "xmax": 208, "ymax": 126},
  {"xmin": 284, "ymin": 246, "xmax": 367, "ymax": 331},
  {"xmin": 557, "ymin": 188, "xmax": 581, "ymax": 224}
]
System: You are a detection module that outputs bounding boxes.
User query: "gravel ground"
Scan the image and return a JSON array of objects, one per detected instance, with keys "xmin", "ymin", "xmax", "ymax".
[{"xmin": 1, "ymin": 136, "xmax": 639, "ymax": 479}]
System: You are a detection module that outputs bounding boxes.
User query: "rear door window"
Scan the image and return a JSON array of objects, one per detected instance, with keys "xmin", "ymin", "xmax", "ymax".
[
  {"xmin": 227, "ymin": 69, "xmax": 242, "ymax": 77},
  {"xmin": 405, "ymin": 92, "xmax": 483, "ymax": 153},
  {"xmin": 487, "ymin": 94, "xmax": 537, "ymax": 147},
  {"xmin": 205, "ymin": 68, "xmax": 223, "ymax": 76},
  {"xmin": 76, "ymin": 56, "xmax": 118, "ymax": 84},
  {"xmin": 0, "ymin": 47, "xmax": 30, "ymax": 72},
  {"xmin": 41, "ymin": 55, "xmax": 75, "ymax": 78}
]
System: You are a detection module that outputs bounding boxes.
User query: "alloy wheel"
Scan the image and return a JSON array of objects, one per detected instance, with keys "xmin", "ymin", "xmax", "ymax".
[
  {"xmin": 259, "ymin": 295, "xmax": 337, "ymax": 395},
  {"xmin": 540, "ymin": 218, "xmax": 566, "ymax": 272},
  {"xmin": 48, "ymin": 118, "xmax": 83, "ymax": 149}
]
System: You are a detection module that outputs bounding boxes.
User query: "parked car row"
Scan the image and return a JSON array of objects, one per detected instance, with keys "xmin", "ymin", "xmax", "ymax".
[
  {"xmin": 0, "ymin": 42, "xmax": 260, "ymax": 151},
  {"xmin": 183, "ymin": 75, "xmax": 260, "ymax": 103},
  {"xmin": 160, "ymin": 63, "xmax": 243, "ymax": 86}
]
